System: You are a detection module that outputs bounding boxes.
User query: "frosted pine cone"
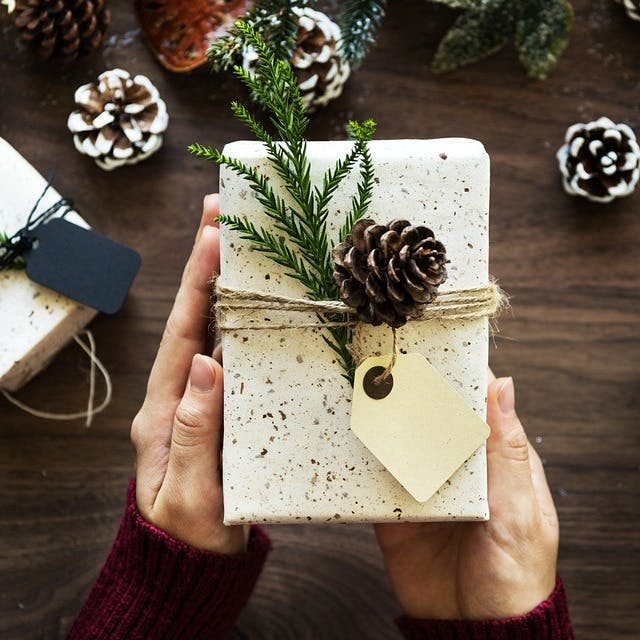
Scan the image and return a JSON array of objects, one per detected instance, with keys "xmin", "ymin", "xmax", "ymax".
[
  {"xmin": 67, "ymin": 69, "xmax": 169, "ymax": 171},
  {"xmin": 333, "ymin": 219, "xmax": 448, "ymax": 329},
  {"xmin": 12, "ymin": 0, "xmax": 110, "ymax": 60},
  {"xmin": 243, "ymin": 7, "xmax": 351, "ymax": 113},
  {"xmin": 556, "ymin": 117, "xmax": 640, "ymax": 203},
  {"xmin": 616, "ymin": 0, "xmax": 640, "ymax": 21}
]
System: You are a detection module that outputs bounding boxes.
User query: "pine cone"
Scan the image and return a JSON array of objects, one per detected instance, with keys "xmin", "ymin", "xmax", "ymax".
[
  {"xmin": 616, "ymin": 0, "xmax": 640, "ymax": 21},
  {"xmin": 333, "ymin": 219, "xmax": 448, "ymax": 329},
  {"xmin": 12, "ymin": 0, "xmax": 110, "ymax": 61},
  {"xmin": 556, "ymin": 117, "xmax": 640, "ymax": 203},
  {"xmin": 243, "ymin": 7, "xmax": 351, "ymax": 113},
  {"xmin": 67, "ymin": 68, "xmax": 169, "ymax": 171}
]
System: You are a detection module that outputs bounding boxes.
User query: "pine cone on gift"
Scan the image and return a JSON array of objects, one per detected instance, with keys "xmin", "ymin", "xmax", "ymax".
[
  {"xmin": 333, "ymin": 219, "xmax": 448, "ymax": 329},
  {"xmin": 12, "ymin": 0, "xmax": 110, "ymax": 61},
  {"xmin": 243, "ymin": 7, "xmax": 351, "ymax": 113},
  {"xmin": 556, "ymin": 117, "xmax": 640, "ymax": 203},
  {"xmin": 616, "ymin": 0, "xmax": 640, "ymax": 21},
  {"xmin": 67, "ymin": 68, "xmax": 169, "ymax": 171}
]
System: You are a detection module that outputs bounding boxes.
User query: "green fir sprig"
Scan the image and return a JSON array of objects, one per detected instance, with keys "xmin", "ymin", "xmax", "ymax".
[
  {"xmin": 0, "ymin": 231, "xmax": 25, "ymax": 270},
  {"xmin": 431, "ymin": 0, "xmax": 573, "ymax": 79},
  {"xmin": 208, "ymin": 0, "xmax": 305, "ymax": 72},
  {"xmin": 340, "ymin": 0, "xmax": 387, "ymax": 66},
  {"xmin": 191, "ymin": 22, "xmax": 377, "ymax": 383}
]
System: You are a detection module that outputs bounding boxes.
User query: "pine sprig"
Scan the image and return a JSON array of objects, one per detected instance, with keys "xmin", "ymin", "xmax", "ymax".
[
  {"xmin": 340, "ymin": 119, "xmax": 376, "ymax": 242},
  {"xmin": 192, "ymin": 22, "xmax": 377, "ymax": 383},
  {"xmin": 431, "ymin": 0, "xmax": 573, "ymax": 79},
  {"xmin": 339, "ymin": 0, "xmax": 387, "ymax": 66},
  {"xmin": 208, "ymin": 0, "xmax": 305, "ymax": 71}
]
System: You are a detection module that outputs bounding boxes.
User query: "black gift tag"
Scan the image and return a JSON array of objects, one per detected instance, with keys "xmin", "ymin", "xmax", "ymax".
[{"xmin": 24, "ymin": 218, "xmax": 141, "ymax": 314}]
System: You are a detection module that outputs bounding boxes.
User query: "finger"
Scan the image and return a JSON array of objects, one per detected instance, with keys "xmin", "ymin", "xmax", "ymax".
[
  {"xmin": 196, "ymin": 194, "xmax": 220, "ymax": 243},
  {"xmin": 146, "ymin": 225, "xmax": 220, "ymax": 402},
  {"xmin": 212, "ymin": 343, "xmax": 222, "ymax": 364},
  {"xmin": 486, "ymin": 377, "xmax": 536, "ymax": 503},
  {"xmin": 528, "ymin": 443, "xmax": 559, "ymax": 526},
  {"xmin": 164, "ymin": 355, "xmax": 224, "ymax": 491}
]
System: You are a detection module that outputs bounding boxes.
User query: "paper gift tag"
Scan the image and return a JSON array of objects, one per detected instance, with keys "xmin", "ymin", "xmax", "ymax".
[
  {"xmin": 24, "ymin": 218, "xmax": 141, "ymax": 314},
  {"xmin": 351, "ymin": 353, "xmax": 490, "ymax": 503}
]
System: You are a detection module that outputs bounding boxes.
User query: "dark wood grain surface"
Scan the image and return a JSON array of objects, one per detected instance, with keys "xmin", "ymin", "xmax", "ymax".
[{"xmin": 1, "ymin": 1, "xmax": 638, "ymax": 638}]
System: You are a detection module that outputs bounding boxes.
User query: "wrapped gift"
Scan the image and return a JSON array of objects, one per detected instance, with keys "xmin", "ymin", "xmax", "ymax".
[
  {"xmin": 219, "ymin": 138, "xmax": 491, "ymax": 524},
  {"xmin": 0, "ymin": 137, "xmax": 97, "ymax": 392}
]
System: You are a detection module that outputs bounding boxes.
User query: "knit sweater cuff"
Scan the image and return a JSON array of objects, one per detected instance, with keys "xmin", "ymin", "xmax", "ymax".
[
  {"xmin": 396, "ymin": 577, "xmax": 575, "ymax": 640},
  {"xmin": 68, "ymin": 480, "xmax": 271, "ymax": 640}
]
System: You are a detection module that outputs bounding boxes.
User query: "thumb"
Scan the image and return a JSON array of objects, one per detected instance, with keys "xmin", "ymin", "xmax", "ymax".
[
  {"xmin": 486, "ymin": 377, "xmax": 536, "ymax": 500},
  {"xmin": 166, "ymin": 354, "xmax": 224, "ymax": 487}
]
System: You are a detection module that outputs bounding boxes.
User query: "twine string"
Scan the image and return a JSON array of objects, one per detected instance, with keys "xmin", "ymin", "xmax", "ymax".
[
  {"xmin": 214, "ymin": 279, "xmax": 508, "ymax": 380},
  {"xmin": 0, "ymin": 180, "xmax": 73, "ymax": 271},
  {"xmin": 215, "ymin": 280, "xmax": 507, "ymax": 331},
  {"xmin": 373, "ymin": 327, "xmax": 398, "ymax": 385},
  {"xmin": 1, "ymin": 330, "xmax": 112, "ymax": 427}
]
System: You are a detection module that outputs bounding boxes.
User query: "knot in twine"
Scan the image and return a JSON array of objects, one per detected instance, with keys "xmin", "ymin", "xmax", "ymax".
[{"xmin": 213, "ymin": 278, "xmax": 508, "ymax": 384}]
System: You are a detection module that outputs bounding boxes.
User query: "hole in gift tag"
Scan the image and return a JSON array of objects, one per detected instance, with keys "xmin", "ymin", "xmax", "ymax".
[
  {"xmin": 363, "ymin": 366, "xmax": 393, "ymax": 400},
  {"xmin": 351, "ymin": 354, "xmax": 490, "ymax": 503}
]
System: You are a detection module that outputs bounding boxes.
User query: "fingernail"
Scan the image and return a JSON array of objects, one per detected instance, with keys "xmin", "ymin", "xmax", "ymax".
[
  {"xmin": 497, "ymin": 377, "xmax": 515, "ymax": 414},
  {"xmin": 190, "ymin": 355, "xmax": 215, "ymax": 393}
]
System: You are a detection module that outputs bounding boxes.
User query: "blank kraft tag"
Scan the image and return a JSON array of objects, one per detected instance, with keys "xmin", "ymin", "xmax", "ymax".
[
  {"xmin": 24, "ymin": 218, "xmax": 141, "ymax": 314},
  {"xmin": 351, "ymin": 353, "xmax": 490, "ymax": 503}
]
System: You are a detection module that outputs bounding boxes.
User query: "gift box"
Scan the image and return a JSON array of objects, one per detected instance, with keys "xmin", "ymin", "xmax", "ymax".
[
  {"xmin": 0, "ymin": 136, "xmax": 97, "ymax": 392},
  {"xmin": 219, "ymin": 138, "xmax": 490, "ymax": 524}
]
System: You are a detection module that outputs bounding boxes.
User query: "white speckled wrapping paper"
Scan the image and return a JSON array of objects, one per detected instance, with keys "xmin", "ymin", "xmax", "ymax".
[
  {"xmin": 0, "ymin": 137, "xmax": 97, "ymax": 392},
  {"xmin": 219, "ymin": 139, "xmax": 490, "ymax": 524}
]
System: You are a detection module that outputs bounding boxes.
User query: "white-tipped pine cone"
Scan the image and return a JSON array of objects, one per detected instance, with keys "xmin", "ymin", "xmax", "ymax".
[
  {"xmin": 243, "ymin": 7, "xmax": 350, "ymax": 113},
  {"xmin": 556, "ymin": 117, "xmax": 640, "ymax": 203},
  {"xmin": 67, "ymin": 68, "xmax": 169, "ymax": 171},
  {"xmin": 615, "ymin": 0, "xmax": 640, "ymax": 21}
]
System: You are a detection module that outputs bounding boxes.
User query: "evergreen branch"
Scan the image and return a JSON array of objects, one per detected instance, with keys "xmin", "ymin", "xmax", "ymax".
[
  {"xmin": 323, "ymin": 327, "xmax": 356, "ymax": 383},
  {"xmin": 340, "ymin": 0, "xmax": 387, "ymax": 66},
  {"xmin": 208, "ymin": 0, "xmax": 304, "ymax": 71},
  {"xmin": 432, "ymin": 0, "xmax": 573, "ymax": 79},
  {"xmin": 515, "ymin": 0, "xmax": 573, "ymax": 79},
  {"xmin": 340, "ymin": 119, "xmax": 377, "ymax": 242},
  {"xmin": 432, "ymin": 0, "xmax": 515, "ymax": 74},
  {"xmin": 190, "ymin": 143, "xmax": 325, "ymax": 283},
  {"xmin": 196, "ymin": 23, "xmax": 379, "ymax": 383},
  {"xmin": 217, "ymin": 214, "xmax": 317, "ymax": 290}
]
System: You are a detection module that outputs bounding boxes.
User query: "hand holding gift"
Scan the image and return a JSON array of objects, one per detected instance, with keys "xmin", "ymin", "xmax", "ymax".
[
  {"xmin": 130, "ymin": 194, "xmax": 247, "ymax": 554},
  {"xmin": 377, "ymin": 372, "xmax": 560, "ymax": 623}
]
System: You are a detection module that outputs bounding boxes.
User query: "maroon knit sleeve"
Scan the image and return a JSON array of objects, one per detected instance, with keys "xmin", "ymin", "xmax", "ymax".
[
  {"xmin": 396, "ymin": 577, "xmax": 575, "ymax": 640},
  {"xmin": 67, "ymin": 480, "xmax": 271, "ymax": 640}
]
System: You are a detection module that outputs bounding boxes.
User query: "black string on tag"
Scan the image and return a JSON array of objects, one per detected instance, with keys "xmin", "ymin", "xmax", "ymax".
[
  {"xmin": 1, "ymin": 180, "xmax": 141, "ymax": 314},
  {"xmin": 0, "ymin": 181, "xmax": 72, "ymax": 270}
]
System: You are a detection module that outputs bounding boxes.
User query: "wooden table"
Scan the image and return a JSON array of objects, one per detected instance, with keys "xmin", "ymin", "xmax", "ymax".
[{"xmin": 1, "ymin": 2, "xmax": 638, "ymax": 638}]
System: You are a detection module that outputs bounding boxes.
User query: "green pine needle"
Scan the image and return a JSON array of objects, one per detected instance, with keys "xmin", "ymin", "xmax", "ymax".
[
  {"xmin": 339, "ymin": 0, "xmax": 387, "ymax": 66},
  {"xmin": 192, "ymin": 22, "xmax": 378, "ymax": 384}
]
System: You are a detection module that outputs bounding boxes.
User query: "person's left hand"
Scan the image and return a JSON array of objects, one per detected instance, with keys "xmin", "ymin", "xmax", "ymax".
[{"xmin": 130, "ymin": 194, "xmax": 247, "ymax": 554}]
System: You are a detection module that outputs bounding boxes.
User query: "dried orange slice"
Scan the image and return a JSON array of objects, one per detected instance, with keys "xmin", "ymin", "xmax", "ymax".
[{"xmin": 136, "ymin": 0, "xmax": 251, "ymax": 72}]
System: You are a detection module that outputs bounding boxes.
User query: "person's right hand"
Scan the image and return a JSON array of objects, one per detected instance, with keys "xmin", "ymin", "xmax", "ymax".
[
  {"xmin": 375, "ymin": 371, "xmax": 559, "ymax": 620},
  {"xmin": 130, "ymin": 194, "xmax": 247, "ymax": 555}
]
